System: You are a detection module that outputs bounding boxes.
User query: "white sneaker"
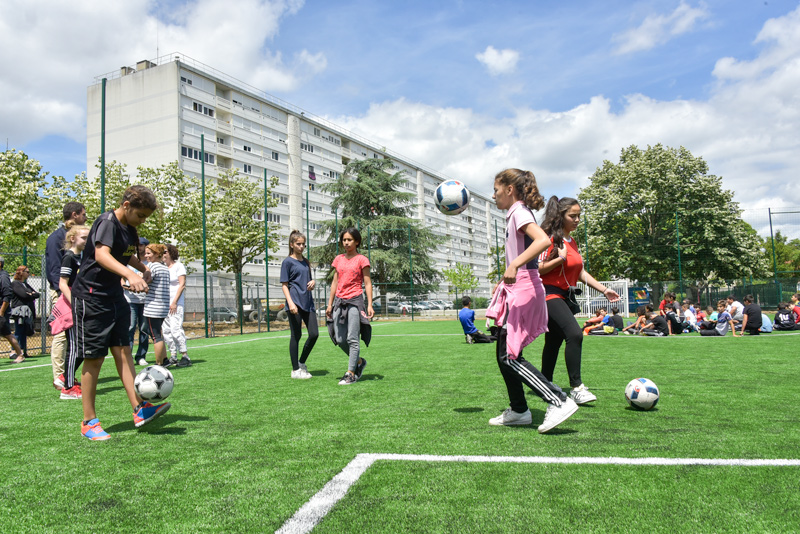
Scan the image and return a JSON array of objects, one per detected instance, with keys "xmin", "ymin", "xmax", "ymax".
[
  {"xmin": 538, "ymin": 397, "xmax": 579, "ymax": 433},
  {"xmin": 298, "ymin": 362, "xmax": 309, "ymax": 373},
  {"xmin": 466, "ymin": 335, "xmax": 474, "ymax": 344},
  {"xmin": 570, "ymin": 384, "xmax": 597, "ymax": 405},
  {"xmin": 291, "ymin": 369, "xmax": 311, "ymax": 379},
  {"xmin": 489, "ymin": 408, "xmax": 532, "ymax": 426}
]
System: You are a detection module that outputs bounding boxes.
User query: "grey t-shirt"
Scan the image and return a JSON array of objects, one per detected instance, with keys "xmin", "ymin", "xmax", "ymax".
[{"xmin": 280, "ymin": 257, "xmax": 314, "ymax": 311}]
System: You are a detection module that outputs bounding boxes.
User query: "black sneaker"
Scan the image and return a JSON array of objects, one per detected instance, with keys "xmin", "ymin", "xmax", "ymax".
[
  {"xmin": 355, "ymin": 357, "xmax": 367, "ymax": 378},
  {"xmin": 338, "ymin": 373, "xmax": 358, "ymax": 385},
  {"xmin": 177, "ymin": 356, "xmax": 192, "ymax": 368},
  {"xmin": 163, "ymin": 357, "xmax": 178, "ymax": 369}
]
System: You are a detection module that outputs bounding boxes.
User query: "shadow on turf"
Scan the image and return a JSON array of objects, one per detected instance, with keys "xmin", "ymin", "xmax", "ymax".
[
  {"xmin": 453, "ymin": 407, "xmax": 485, "ymax": 413},
  {"xmin": 105, "ymin": 413, "xmax": 209, "ymax": 435}
]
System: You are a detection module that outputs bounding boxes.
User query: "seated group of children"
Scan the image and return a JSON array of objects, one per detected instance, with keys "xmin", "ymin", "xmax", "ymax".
[
  {"xmin": 581, "ymin": 307, "xmax": 624, "ymax": 335},
  {"xmin": 774, "ymin": 294, "xmax": 800, "ymax": 331}
]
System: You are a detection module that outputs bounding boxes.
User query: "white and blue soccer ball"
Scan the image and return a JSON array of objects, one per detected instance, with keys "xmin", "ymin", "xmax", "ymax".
[
  {"xmin": 625, "ymin": 377, "xmax": 659, "ymax": 410},
  {"xmin": 434, "ymin": 180, "xmax": 471, "ymax": 216},
  {"xmin": 134, "ymin": 365, "xmax": 174, "ymax": 401}
]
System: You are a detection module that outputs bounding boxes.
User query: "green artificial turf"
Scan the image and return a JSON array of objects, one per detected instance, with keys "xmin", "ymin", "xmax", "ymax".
[{"xmin": 0, "ymin": 321, "xmax": 798, "ymax": 533}]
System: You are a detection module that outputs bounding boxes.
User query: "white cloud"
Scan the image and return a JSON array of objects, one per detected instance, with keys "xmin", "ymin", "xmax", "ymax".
[
  {"xmin": 475, "ymin": 46, "xmax": 520, "ymax": 76},
  {"xmin": 335, "ymin": 6, "xmax": 800, "ymax": 208},
  {"xmin": 0, "ymin": 0, "xmax": 321, "ymax": 146},
  {"xmin": 613, "ymin": 1, "xmax": 709, "ymax": 55}
]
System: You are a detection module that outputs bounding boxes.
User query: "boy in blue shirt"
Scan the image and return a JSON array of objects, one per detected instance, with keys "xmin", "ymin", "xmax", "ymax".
[{"xmin": 458, "ymin": 296, "xmax": 494, "ymax": 344}]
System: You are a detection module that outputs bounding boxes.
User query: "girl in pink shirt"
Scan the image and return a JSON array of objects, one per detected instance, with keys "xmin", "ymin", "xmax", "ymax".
[
  {"xmin": 326, "ymin": 228, "xmax": 373, "ymax": 385},
  {"xmin": 486, "ymin": 169, "xmax": 579, "ymax": 433}
]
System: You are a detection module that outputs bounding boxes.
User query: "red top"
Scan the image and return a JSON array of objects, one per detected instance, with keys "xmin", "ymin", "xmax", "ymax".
[
  {"xmin": 539, "ymin": 237, "xmax": 582, "ymax": 301},
  {"xmin": 793, "ymin": 305, "xmax": 800, "ymax": 324},
  {"xmin": 332, "ymin": 254, "xmax": 370, "ymax": 299}
]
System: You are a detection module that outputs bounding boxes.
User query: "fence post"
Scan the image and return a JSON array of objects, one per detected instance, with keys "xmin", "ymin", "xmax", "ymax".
[
  {"xmin": 201, "ymin": 134, "xmax": 209, "ymax": 338},
  {"xmin": 676, "ymin": 210, "xmax": 684, "ymax": 299},
  {"xmin": 408, "ymin": 224, "xmax": 414, "ymax": 321},
  {"xmin": 264, "ymin": 170, "xmax": 271, "ymax": 333},
  {"xmin": 768, "ymin": 208, "xmax": 781, "ymax": 305}
]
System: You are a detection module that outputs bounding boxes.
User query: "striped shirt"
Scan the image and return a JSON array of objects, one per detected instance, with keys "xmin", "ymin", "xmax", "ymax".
[{"xmin": 144, "ymin": 262, "xmax": 170, "ymax": 318}]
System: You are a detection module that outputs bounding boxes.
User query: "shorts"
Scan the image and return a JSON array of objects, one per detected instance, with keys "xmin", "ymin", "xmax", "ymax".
[
  {"xmin": 72, "ymin": 296, "xmax": 131, "ymax": 359},
  {"xmin": 0, "ymin": 315, "xmax": 11, "ymax": 336},
  {"xmin": 143, "ymin": 316, "xmax": 165, "ymax": 343}
]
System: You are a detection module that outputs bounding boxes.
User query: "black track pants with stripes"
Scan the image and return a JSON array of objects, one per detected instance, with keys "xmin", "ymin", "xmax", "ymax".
[{"xmin": 496, "ymin": 327, "xmax": 566, "ymax": 413}]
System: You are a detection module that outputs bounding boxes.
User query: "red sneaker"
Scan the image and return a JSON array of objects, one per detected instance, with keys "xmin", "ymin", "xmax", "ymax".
[
  {"xmin": 54, "ymin": 373, "xmax": 65, "ymax": 389},
  {"xmin": 60, "ymin": 385, "xmax": 82, "ymax": 400}
]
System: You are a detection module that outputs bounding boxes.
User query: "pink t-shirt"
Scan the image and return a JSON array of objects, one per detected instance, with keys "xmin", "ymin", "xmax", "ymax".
[
  {"xmin": 505, "ymin": 201, "xmax": 539, "ymax": 271},
  {"xmin": 332, "ymin": 254, "xmax": 370, "ymax": 299}
]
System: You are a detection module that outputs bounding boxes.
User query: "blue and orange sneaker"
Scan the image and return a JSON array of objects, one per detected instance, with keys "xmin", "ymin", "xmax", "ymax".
[
  {"xmin": 82, "ymin": 418, "xmax": 111, "ymax": 441},
  {"xmin": 133, "ymin": 401, "xmax": 171, "ymax": 428}
]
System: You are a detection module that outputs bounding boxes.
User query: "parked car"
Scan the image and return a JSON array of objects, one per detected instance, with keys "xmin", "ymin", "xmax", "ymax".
[
  {"xmin": 387, "ymin": 301, "xmax": 411, "ymax": 314},
  {"xmin": 432, "ymin": 300, "xmax": 453, "ymax": 310},
  {"xmin": 414, "ymin": 301, "xmax": 432, "ymax": 310},
  {"xmin": 210, "ymin": 306, "xmax": 238, "ymax": 322}
]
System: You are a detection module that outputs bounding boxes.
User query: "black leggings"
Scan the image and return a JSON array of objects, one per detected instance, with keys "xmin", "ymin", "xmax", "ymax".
[
  {"xmin": 288, "ymin": 308, "xmax": 319, "ymax": 371},
  {"xmin": 541, "ymin": 297, "xmax": 584, "ymax": 388}
]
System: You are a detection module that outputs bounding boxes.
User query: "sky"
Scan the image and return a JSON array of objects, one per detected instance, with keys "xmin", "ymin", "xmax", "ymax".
[{"xmin": 2, "ymin": 0, "xmax": 799, "ymax": 225}]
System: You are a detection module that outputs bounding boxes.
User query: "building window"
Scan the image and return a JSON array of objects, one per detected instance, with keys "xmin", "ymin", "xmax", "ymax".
[
  {"xmin": 313, "ymin": 127, "xmax": 321, "ymax": 136},
  {"xmin": 267, "ymin": 213, "xmax": 281, "ymax": 224},
  {"xmin": 272, "ymin": 193, "xmax": 288, "ymax": 204},
  {"xmin": 217, "ymin": 137, "xmax": 224, "ymax": 145},
  {"xmin": 243, "ymin": 164, "xmax": 252, "ymax": 174},
  {"xmin": 300, "ymin": 142, "xmax": 314, "ymax": 153},
  {"xmin": 243, "ymin": 145, "xmax": 252, "ymax": 152},
  {"xmin": 308, "ymin": 165, "xmax": 316, "ymax": 181},
  {"xmin": 180, "ymin": 76, "xmax": 193, "ymax": 86},
  {"xmin": 253, "ymin": 212, "xmax": 263, "ymax": 221},
  {"xmin": 308, "ymin": 183, "xmax": 315, "ymax": 191},
  {"xmin": 272, "ymin": 151, "xmax": 279, "ymax": 161},
  {"xmin": 192, "ymin": 102, "xmax": 215, "ymax": 117},
  {"xmin": 181, "ymin": 146, "xmax": 214, "ymax": 164}
]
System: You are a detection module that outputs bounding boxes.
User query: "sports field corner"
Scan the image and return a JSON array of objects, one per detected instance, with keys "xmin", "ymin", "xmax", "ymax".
[{"xmin": 1, "ymin": 320, "xmax": 799, "ymax": 533}]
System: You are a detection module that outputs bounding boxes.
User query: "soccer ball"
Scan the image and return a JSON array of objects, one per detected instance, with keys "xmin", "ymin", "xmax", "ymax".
[
  {"xmin": 434, "ymin": 180, "xmax": 471, "ymax": 216},
  {"xmin": 625, "ymin": 378, "xmax": 659, "ymax": 410},
  {"xmin": 134, "ymin": 365, "xmax": 174, "ymax": 401}
]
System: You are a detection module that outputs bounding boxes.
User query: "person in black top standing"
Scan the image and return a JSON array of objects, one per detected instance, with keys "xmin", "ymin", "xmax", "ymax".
[
  {"xmin": 0, "ymin": 257, "xmax": 25, "ymax": 362},
  {"xmin": 72, "ymin": 186, "xmax": 170, "ymax": 441},
  {"xmin": 10, "ymin": 266, "xmax": 40, "ymax": 362},
  {"xmin": 45, "ymin": 202, "xmax": 86, "ymax": 388}
]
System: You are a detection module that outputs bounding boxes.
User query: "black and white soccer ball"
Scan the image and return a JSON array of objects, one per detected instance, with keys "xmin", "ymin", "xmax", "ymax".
[
  {"xmin": 625, "ymin": 377, "xmax": 659, "ymax": 410},
  {"xmin": 434, "ymin": 180, "xmax": 471, "ymax": 215},
  {"xmin": 134, "ymin": 365, "xmax": 174, "ymax": 401}
]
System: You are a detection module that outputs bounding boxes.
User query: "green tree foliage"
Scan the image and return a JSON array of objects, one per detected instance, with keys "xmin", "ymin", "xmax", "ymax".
[
  {"xmin": 442, "ymin": 263, "xmax": 479, "ymax": 298},
  {"xmin": 578, "ymin": 144, "xmax": 770, "ymax": 300},
  {"xmin": 313, "ymin": 158, "xmax": 444, "ymax": 302},
  {"xmin": 764, "ymin": 230, "xmax": 800, "ymax": 275},
  {"xmin": 487, "ymin": 244, "xmax": 505, "ymax": 282},
  {"xmin": 0, "ymin": 150, "xmax": 57, "ymax": 249},
  {"xmin": 204, "ymin": 168, "xmax": 280, "ymax": 275}
]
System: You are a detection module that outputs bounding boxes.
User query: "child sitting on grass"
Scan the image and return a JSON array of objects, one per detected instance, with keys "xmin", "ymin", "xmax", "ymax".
[
  {"xmin": 774, "ymin": 302, "xmax": 798, "ymax": 331},
  {"xmin": 700, "ymin": 300, "xmax": 739, "ymax": 337},
  {"xmin": 639, "ymin": 311, "xmax": 670, "ymax": 337},
  {"xmin": 582, "ymin": 307, "xmax": 606, "ymax": 335},
  {"xmin": 459, "ymin": 295, "xmax": 494, "ymax": 343}
]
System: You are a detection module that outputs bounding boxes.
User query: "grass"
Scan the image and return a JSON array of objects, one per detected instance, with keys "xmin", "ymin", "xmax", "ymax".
[{"xmin": 0, "ymin": 321, "xmax": 798, "ymax": 533}]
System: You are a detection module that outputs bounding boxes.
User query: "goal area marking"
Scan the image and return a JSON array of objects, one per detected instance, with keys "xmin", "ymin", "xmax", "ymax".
[{"xmin": 275, "ymin": 453, "xmax": 800, "ymax": 534}]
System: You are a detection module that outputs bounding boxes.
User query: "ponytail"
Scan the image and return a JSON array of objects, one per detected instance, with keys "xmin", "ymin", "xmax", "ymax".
[{"xmin": 494, "ymin": 169, "xmax": 544, "ymax": 211}]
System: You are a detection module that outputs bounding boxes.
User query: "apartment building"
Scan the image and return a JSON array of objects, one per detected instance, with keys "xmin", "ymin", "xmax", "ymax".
[{"xmin": 87, "ymin": 54, "xmax": 506, "ymax": 300}]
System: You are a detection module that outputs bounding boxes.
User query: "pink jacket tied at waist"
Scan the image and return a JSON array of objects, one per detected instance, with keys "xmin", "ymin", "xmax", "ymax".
[{"xmin": 486, "ymin": 268, "xmax": 549, "ymax": 359}]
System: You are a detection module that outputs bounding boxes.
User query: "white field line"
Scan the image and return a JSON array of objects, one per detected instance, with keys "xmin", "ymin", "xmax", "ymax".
[
  {"xmin": 276, "ymin": 453, "xmax": 800, "ymax": 534},
  {"xmin": 0, "ymin": 327, "xmax": 453, "ymax": 374}
]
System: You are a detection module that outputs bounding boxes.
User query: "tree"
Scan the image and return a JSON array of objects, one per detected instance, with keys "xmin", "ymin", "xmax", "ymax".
[
  {"xmin": 578, "ymin": 144, "xmax": 770, "ymax": 302},
  {"xmin": 764, "ymin": 230, "xmax": 800, "ymax": 276},
  {"xmin": 487, "ymin": 244, "xmax": 505, "ymax": 282},
  {"xmin": 442, "ymin": 263, "xmax": 479, "ymax": 300},
  {"xmin": 204, "ymin": 168, "xmax": 280, "ymax": 275},
  {"xmin": 0, "ymin": 150, "xmax": 57, "ymax": 250},
  {"xmin": 313, "ymin": 158, "xmax": 444, "ymax": 307}
]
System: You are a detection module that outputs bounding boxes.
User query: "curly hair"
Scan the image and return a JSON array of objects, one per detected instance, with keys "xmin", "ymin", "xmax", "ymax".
[
  {"xmin": 121, "ymin": 185, "xmax": 158, "ymax": 211},
  {"xmin": 494, "ymin": 169, "xmax": 544, "ymax": 211},
  {"xmin": 146, "ymin": 243, "xmax": 168, "ymax": 260}
]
